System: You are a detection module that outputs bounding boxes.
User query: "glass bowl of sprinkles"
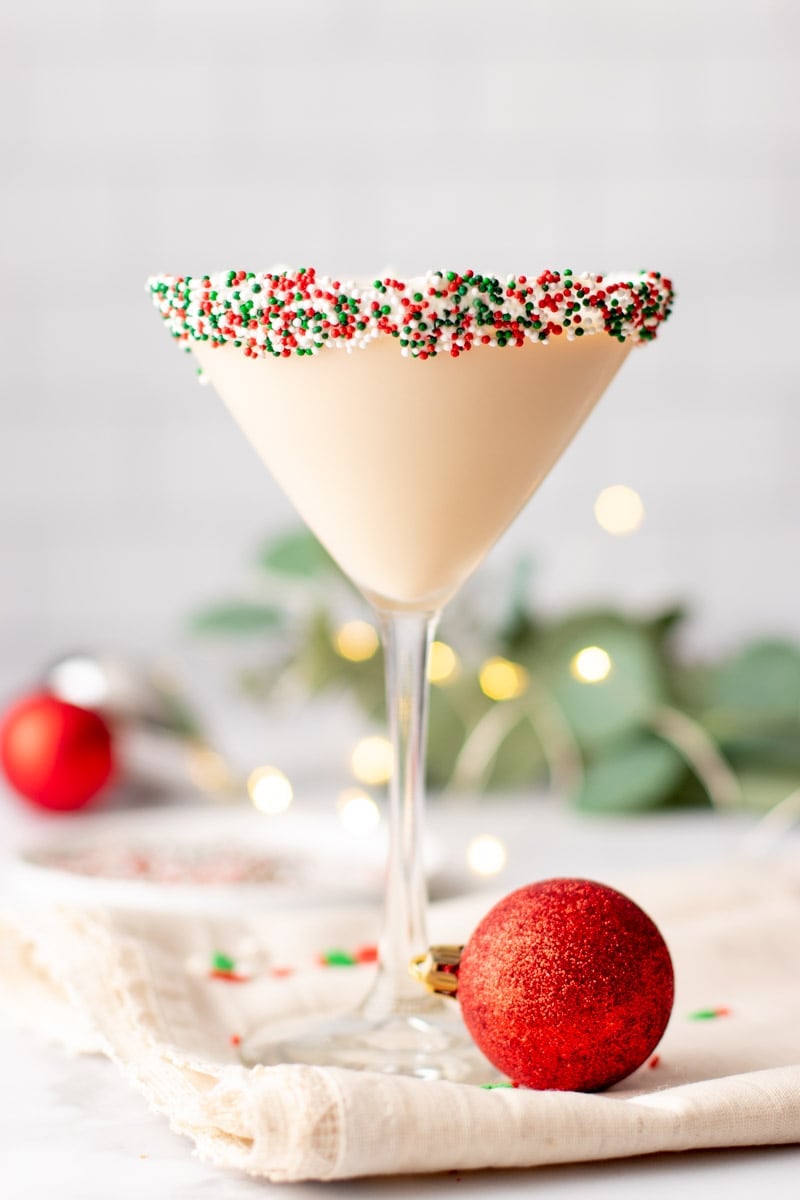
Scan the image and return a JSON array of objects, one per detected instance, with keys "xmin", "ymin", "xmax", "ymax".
[{"xmin": 9, "ymin": 805, "xmax": 446, "ymax": 915}]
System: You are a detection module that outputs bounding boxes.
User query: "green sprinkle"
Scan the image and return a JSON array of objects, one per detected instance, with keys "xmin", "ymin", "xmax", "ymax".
[
  {"xmin": 212, "ymin": 952, "xmax": 236, "ymax": 972},
  {"xmin": 323, "ymin": 949, "xmax": 357, "ymax": 967},
  {"xmin": 688, "ymin": 1007, "xmax": 730, "ymax": 1020}
]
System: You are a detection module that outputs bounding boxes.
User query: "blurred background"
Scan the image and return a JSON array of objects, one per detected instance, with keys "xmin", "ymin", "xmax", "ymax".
[{"xmin": 0, "ymin": 1, "xmax": 799, "ymax": 822}]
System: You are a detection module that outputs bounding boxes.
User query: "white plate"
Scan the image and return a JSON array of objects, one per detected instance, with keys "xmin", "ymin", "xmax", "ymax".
[{"xmin": 8, "ymin": 804, "xmax": 446, "ymax": 914}]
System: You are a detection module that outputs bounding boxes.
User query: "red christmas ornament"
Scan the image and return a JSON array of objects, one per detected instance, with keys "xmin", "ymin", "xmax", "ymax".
[
  {"xmin": 0, "ymin": 692, "xmax": 115, "ymax": 812},
  {"xmin": 415, "ymin": 878, "xmax": 674, "ymax": 1092}
]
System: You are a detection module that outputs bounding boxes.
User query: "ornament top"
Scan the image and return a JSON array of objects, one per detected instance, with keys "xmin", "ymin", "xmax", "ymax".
[{"xmin": 147, "ymin": 267, "xmax": 674, "ymax": 361}]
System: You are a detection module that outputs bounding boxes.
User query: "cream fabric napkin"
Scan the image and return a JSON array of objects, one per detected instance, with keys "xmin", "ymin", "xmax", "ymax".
[{"xmin": 1, "ymin": 855, "xmax": 800, "ymax": 1182}]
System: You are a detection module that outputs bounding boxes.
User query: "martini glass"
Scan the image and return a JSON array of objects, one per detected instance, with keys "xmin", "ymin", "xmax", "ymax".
[{"xmin": 148, "ymin": 267, "xmax": 673, "ymax": 1080}]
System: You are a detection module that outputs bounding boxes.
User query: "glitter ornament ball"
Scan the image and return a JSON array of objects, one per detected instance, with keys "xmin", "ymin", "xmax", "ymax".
[
  {"xmin": 456, "ymin": 878, "xmax": 674, "ymax": 1091},
  {"xmin": 0, "ymin": 693, "xmax": 115, "ymax": 812}
]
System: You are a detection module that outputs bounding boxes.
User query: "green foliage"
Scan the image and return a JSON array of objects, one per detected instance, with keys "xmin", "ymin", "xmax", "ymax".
[
  {"xmin": 575, "ymin": 732, "xmax": 687, "ymax": 813},
  {"xmin": 483, "ymin": 714, "xmax": 548, "ymax": 792},
  {"xmin": 191, "ymin": 602, "xmax": 284, "ymax": 635},
  {"xmin": 710, "ymin": 640, "xmax": 800, "ymax": 724},
  {"xmin": 530, "ymin": 612, "xmax": 666, "ymax": 747},
  {"xmin": 190, "ymin": 526, "xmax": 800, "ymax": 814},
  {"xmin": 257, "ymin": 528, "xmax": 338, "ymax": 578}
]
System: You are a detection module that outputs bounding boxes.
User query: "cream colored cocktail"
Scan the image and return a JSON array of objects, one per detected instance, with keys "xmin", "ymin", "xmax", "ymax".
[{"xmin": 192, "ymin": 332, "xmax": 628, "ymax": 611}]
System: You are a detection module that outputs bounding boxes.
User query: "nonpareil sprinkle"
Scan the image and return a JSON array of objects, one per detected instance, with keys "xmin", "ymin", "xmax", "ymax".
[
  {"xmin": 211, "ymin": 951, "xmax": 236, "ymax": 973},
  {"xmin": 147, "ymin": 267, "xmax": 674, "ymax": 362},
  {"xmin": 688, "ymin": 1006, "xmax": 732, "ymax": 1021}
]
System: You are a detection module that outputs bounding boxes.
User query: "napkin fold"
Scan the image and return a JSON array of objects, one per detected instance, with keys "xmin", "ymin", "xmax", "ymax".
[{"xmin": 2, "ymin": 856, "xmax": 800, "ymax": 1182}]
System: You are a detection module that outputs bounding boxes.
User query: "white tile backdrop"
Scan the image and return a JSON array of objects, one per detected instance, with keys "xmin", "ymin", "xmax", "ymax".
[{"xmin": 1, "ymin": 0, "xmax": 798, "ymax": 679}]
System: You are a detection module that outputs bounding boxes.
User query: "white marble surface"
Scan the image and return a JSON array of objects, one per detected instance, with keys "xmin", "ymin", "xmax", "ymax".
[{"xmin": 2, "ymin": 792, "xmax": 799, "ymax": 1197}]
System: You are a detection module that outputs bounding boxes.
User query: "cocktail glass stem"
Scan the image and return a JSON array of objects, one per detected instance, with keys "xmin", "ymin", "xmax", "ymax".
[
  {"xmin": 246, "ymin": 605, "xmax": 492, "ymax": 1078},
  {"xmin": 359, "ymin": 608, "xmax": 440, "ymax": 1021}
]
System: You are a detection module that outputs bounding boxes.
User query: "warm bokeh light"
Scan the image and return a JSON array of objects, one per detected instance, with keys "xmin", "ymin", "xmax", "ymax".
[
  {"xmin": 247, "ymin": 765, "xmax": 294, "ymax": 814},
  {"xmin": 337, "ymin": 787, "xmax": 381, "ymax": 834},
  {"xmin": 428, "ymin": 641, "xmax": 460, "ymax": 685},
  {"xmin": 593, "ymin": 484, "xmax": 645, "ymax": 536},
  {"xmin": 351, "ymin": 735, "xmax": 394, "ymax": 784},
  {"xmin": 570, "ymin": 646, "xmax": 613, "ymax": 684},
  {"xmin": 187, "ymin": 746, "xmax": 234, "ymax": 793},
  {"xmin": 333, "ymin": 620, "xmax": 380, "ymax": 662},
  {"xmin": 48, "ymin": 656, "xmax": 109, "ymax": 708},
  {"xmin": 467, "ymin": 834, "xmax": 508, "ymax": 876},
  {"xmin": 479, "ymin": 657, "xmax": 529, "ymax": 702}
]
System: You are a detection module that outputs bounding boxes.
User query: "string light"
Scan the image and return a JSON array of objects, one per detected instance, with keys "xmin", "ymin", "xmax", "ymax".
[
  {"xmin": 570, "ymin": 646, "xmax": 612, "ymax": 684},
  {"xmin": 187, "ymin": 746, "xmax": 234, "ymax": 793},
  {"xmin": 351, "ymin": 735, "xmax": 394, "ymax": 784},
  {"xmin": 594, "ymin": 485, "xmax": 645, "ymax": 536},
  {"xmin": 247, "ymin": 765, "xmax": 293, "ymax": 814},
  {"xmin": 467, "ymin": 834, "xmax": 508, "ymax": 876},
  {"xmin": 333, "ymin": 620, "xmax": 379, "ymax": 662},
  {"xmin": 428, "ymin": 641, "xmax": 460, "ymax": 685},
  {"xmin": 337, "ymin": 788, "xmax": 381, "ymax": 834},
  {"xmin": 479, "ymin": 657, "xmax": 529, "ymax": 702}
]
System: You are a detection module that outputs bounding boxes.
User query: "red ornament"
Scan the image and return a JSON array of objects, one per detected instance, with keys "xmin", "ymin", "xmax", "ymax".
[
  {"xmin": 414, "ymin": 878, "xmax": 674, "ymax": 1092},
  {"xmin": 458, "ymin": 879, "xmax": 674, "ymax": 1091},
  {"xmin": 0, "ymin": 692, "xmax": 115, "ymax": 812}
]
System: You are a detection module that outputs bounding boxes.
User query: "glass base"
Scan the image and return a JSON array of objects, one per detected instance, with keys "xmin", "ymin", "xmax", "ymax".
[{"xmin": 240, "ymin": 997, "xmax": 499, "ymax": 1083}]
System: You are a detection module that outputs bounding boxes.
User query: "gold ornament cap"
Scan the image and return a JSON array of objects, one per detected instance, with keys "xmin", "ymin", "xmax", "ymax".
[{"xmin": 409, "ymin": 945, "xmax": 464, "ymax": 997}]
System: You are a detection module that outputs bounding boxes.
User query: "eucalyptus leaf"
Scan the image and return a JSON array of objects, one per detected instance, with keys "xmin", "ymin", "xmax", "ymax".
[
  {"xmin": 709, "ymin": 640, "xmax": 800, "ymax": 722},
  {"xmin": 500, "ymin": 557, "xmax": 539, "ymax": 650},
  {"xmin": 534, "ymin": 613, "xmax": 666, "ymax": 748},
  {"xmin": 295, "ymin": 610, "xmax": 346, "ymax": 691},
  {"xmin": 257, "ymin": 529, "xmax": 338, "ymax": 578},
  {"xmin": 575, "ymin": 732, "xmax": 686, "ymax": 813},
  {"xmin": 483, "ymin": 714, "xmax": 548, "ymax": 792},
  {"xmin": 645, "ymin": 605, "xmax": 687, "ymax": 647},
  {"xmin": 667, "ymin": 661, "xmax": 715, "ymax": 712},
  {"xmin": 720, "ymin": 728, "xmax": 800, "ymax": 772},
  {"xmin": 151, "ymin": 689, "xmax": 204, "ymax": 739},
  {"xmin": 191, "ymin": 602, "xmax": 284, "ymax": 635}
]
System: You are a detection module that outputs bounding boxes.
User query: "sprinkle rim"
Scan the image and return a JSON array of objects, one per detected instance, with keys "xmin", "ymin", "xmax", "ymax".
[{"xmin": 147, "ymin": 267, "xmax": 674, "ymax": 361}]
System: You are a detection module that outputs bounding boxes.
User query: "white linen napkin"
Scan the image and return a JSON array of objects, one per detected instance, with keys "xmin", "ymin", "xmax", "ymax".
[{"xmin": 1, "ymin": 855, "xmax": 799, "ymax": 1182}]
